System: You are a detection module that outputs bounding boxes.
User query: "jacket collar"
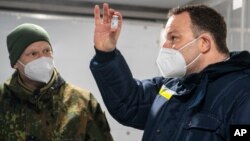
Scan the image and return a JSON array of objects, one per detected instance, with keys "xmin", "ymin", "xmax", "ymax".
[
  {"xmin": 183, "ymin": 51, "xmax": 250, "ymax": 86},
  {"xmin": 5, "ymin": 69, "xmax": 65, "ymax": 103},
  {"xmin": 184, "ymin": 51, "xmax": 250, "ymax": 109}
]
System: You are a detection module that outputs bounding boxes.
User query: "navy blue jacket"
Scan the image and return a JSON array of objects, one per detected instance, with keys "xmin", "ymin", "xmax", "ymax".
[{"xmin": 90, "ymin": 49, "xmax": 250, "ymax": 141}]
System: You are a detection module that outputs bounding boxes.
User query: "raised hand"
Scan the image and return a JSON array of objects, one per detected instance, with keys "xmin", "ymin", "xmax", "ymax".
[{"xmin": 94, "ymin": 3, "xmax": 122, "ymax": 52}]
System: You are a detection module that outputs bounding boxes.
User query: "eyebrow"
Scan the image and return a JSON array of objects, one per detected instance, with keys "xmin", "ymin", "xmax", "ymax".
[
  {"xmin": 44, "ymin": 46, "xmax": 52, "ymax": 50},
  {"xmin": 25, "ymin": 46, "xmax": 51, "ymax": 53},
  {"xmin": 166, "ymin": 30, "xmax": 179, "ymax": 37},
  {"xmin": 168, "ymin": 29, "xmax": 179, "ymax": 34}
]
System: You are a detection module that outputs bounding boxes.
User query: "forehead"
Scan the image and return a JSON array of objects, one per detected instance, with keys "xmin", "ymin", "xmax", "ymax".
[{"xmin": 165, "ymin": 12, "xmax": 193, "ymax": 34}]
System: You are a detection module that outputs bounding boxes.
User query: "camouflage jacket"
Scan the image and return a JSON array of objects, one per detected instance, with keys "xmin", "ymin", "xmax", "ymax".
[{"xmin": 0, "ymin": 70, "xmax": 113, "ymax": 141}]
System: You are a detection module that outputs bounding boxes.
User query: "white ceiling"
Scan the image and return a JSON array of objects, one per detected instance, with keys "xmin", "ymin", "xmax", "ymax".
[
  {"xmin": 71, "ymin": 0, "xmax": 194, "ymax": 8},
  {"xmin": 0, "ymin": 0, "xmax": 196, "ymax": 21}
]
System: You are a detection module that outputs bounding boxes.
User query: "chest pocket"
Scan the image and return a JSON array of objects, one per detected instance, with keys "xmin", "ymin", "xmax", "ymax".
[
  {"xmin": 184, "ymin": 113, "xmax": 225, "ymax": 141},
  {"xmin": 186, "ymin": 113, "xmax": 220, "ymax": 130}
]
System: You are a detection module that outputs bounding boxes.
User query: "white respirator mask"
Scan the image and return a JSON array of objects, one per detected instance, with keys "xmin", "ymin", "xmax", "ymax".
[
  {"xmin": 18, "ymin": 57, "xmax": 54, "ymax": 83},
  {"xmin": 156, "ymin": 37, "xmax": 201, "ymax": 78}
]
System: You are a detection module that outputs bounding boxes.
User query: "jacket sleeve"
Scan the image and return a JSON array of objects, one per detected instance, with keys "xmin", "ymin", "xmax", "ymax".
[
  {"xmin": 90, "ymin": 50, "xmax": 163, "ymax": 129},
  {"xmin": 86, "ymin": 93, "xmax": 113, "ymax": 141}
]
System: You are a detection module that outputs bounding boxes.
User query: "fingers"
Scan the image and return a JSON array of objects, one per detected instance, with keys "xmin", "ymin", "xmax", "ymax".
[
  {"xmin": 95, "ymin": 3, "xmax": 121, "ymax": 24},
  {"xmin": 103, "ymin": 3, "xmax": 109, "ymax": 24},
  {"xmin": 94, "ymin": 5, "xmax": 101, "ymax": 25},
  {"xmin": 94, "ymin": 3, "xmax": 122, "ymax": 33}
]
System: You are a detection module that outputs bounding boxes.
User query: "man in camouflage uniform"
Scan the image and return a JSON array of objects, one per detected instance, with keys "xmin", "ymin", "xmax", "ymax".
[{"xmin": 0, "ymin": 23, "xmax": 113, "ymax": 141}]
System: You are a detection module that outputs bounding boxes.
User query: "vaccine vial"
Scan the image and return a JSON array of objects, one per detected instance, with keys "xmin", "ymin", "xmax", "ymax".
[{"xmin": 111, "ymin": 15, "xmax": 118, "ymax": 29}]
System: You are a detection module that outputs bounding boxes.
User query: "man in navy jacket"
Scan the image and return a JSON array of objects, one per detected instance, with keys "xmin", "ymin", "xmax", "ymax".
[{"xmin": 90, "ymin": 3, "xmax": 250, "ymax": 141}]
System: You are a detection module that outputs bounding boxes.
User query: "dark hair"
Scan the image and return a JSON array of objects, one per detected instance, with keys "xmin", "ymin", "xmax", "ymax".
[{"xmin": 168, "ymin": 5, "xmax": 229, "ymax": 54}]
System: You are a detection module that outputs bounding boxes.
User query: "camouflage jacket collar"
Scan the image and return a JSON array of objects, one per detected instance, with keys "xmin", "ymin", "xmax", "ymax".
[{"xmin": 4, "ymin": 69, "xmax": 65, "ymax": 106}]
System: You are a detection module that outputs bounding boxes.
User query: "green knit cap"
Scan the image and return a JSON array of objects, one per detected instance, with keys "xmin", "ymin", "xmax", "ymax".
[{"xmin": 7, "ymin": 23, "xmax": 51, "ymax": 67}]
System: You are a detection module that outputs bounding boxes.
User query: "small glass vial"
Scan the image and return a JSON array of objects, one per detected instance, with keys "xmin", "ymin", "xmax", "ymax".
[{"xmin": 111, "ymin": 15, "xmax": 118, "ymax": 29}]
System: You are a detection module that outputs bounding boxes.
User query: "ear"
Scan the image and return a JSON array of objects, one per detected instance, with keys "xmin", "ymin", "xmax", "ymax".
[
  {"xmin": 199, "ymin": 33, "xmax": 212, "ymax": 53},
  {"xmin": 13, "ymin": 61, "xmax": 21, "ymax": 69},
  {"xmin": 13, "ymin": 63, "xmax": 18, "ymax": 69}
]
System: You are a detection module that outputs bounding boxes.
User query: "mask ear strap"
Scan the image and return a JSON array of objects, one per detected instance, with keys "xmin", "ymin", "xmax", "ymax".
[
  {"xmin": 185, "ymin": 53, "xmax": 201, "ymax": 68},
  {"xmin": 18, "ymin": 60, "xmax": 25, "ymax": 67},
  {"xmin": 178, "ymin": 37, "xmax": 200, "ymax": 51}
]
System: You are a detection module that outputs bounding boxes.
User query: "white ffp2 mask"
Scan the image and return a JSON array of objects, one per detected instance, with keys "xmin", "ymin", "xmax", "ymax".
[
  {"xmin": 156, "ymin": 38, "xmax": 201, "ymax": 78},
  {"xmin": 18, "ymin": 57, "xmax": 54, "ymax": 83}
]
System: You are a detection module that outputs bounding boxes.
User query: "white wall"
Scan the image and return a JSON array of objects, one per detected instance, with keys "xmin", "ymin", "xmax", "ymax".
[
  {"xmin": 0, "ymin": 10, "xmax": 163, "ymax": 141},
  {"xmin": 192, "ymin": 0, "xmax": 250, "ymax": 52}
]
